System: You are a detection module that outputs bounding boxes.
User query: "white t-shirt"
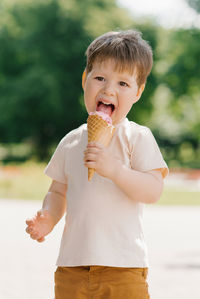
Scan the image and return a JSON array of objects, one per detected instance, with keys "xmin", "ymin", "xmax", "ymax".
[{"xmin": 44, "ymin": 118, "xmax": 168, "ymax": 267}]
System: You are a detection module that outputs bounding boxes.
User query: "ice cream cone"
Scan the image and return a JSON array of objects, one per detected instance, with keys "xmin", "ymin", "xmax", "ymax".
[{"xmin": 87, "ymin": 113, "xmax": 115, "ymax": 181}]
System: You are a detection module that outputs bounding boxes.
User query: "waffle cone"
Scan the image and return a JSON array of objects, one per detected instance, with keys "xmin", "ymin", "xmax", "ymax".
[{"xmin": 87, "ymin": 114, "xmax": 115, "ymax": 181}]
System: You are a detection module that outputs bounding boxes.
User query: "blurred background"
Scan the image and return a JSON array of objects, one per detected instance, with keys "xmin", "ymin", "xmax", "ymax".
[
  {"xmin": 0, "ymin": 0, "xmax": 200, "ymax": 202},
  {"xmin": 0, "ymin": 1, "xmax": 200, "ymax": 299}
]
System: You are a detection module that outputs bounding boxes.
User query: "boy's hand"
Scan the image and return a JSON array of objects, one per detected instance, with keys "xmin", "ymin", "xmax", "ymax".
[
  {"xmin": 25, "ymin": 210, "xmax": 55, "ymax": 242},
  {"xmin": 84, "ymin": 142, "xmax": 121, "ymax": 180}
]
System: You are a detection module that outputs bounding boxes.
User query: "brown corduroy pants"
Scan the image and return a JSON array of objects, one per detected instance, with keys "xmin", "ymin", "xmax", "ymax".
[{"xmin": 54, "ymin": 266, "xmax": 150, "ymax": 299}]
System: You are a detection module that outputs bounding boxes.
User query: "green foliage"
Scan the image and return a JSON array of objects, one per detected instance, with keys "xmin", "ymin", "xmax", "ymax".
[
  {"xmin": 148, "ymin": 28, "xmax": 200, "ymax": 167},
  {"xmin": 0, "ymin": 0, "xmax": 91, "ymax": 159},
  {"xmin": 128, "ymin": 22, "xmax": 160, "ymax": 125},
  {"xmin": 0, "ymin": 0, "xmax": 199, "ymax": 167},
  {"xmin": 164, "ymin": 29, "xmax": 200, "ymax": 97},
  {"xmin": 186, "ymin": 0, "xmax": 200, "ymax": 13},
  {"xmin": 0, "ymin": 0, "xmax": 136, "ymax": 159}
]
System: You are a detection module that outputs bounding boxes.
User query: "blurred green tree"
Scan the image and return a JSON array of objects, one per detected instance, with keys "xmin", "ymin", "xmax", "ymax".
[
  {"xmin": 127, "ymin": 22, "xmax": 159, "ymax": 125},
  {"xmin": 0, "ymin": 3, "xmax": 89, "ymax": 159},
  {"xmin": 0, "ymin": 0, "xmax": 135, "ymax": 159},
  {"xmin": 186, "ymin": 0, "xmax": 200, "ymax": 12},
  {"xmin": 149, "ymin": 28, "xmax": 200, "ymax": 167}
]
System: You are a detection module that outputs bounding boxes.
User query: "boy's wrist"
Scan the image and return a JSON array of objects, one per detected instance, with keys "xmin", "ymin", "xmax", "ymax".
[
  {"xmin": 109, "ymin": 158, "xmax": 123, "ymax": 182},
  {"xmin": 42, "ymin": 191, "xmax": 66, "ymax": 225},
  {"xmin": 40, "ymin": 209, "xmax": 57, "ymax": 225}
]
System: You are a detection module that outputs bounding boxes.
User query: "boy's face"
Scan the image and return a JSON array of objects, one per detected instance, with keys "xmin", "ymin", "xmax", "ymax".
[{"xmin": 83, "ymin": 59, "xmax": 145, "ymax": 125}]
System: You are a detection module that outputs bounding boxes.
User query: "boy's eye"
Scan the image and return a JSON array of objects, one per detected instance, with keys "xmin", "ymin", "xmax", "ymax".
[
  {"xmin": 95, "ymin": 76, "xmax": 104, "ymax": 81},
  {"xmin": 119, "ymin": 81, "xmax": 128, "ymax": 87}
]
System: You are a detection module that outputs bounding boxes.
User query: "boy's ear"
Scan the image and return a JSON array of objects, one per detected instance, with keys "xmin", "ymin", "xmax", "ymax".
[
  {"xmin": 136, "ymin": 83, "xmax": 145, "ymax": 97},
  {"xmin": 82, "ymin": 70, "xmax": 86, "ymax": 89},
  {"xmin": 133, "ymin": 83, "xmax": 145, "ymax": 104}
]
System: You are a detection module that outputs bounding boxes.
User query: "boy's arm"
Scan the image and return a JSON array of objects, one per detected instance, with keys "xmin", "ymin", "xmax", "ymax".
[
  {"xmin": 26, "ymin": 180, "xmax": 67, "ymax": 242},
  {"xmin": 84, "ymin": 142, "xmax": 164, "ymax": 204},
  {"xmin": 42, "ymin": 180, "xmax": 67, "ymax": 224},
  {"xmin": 111, "ymin": 162, "xmax": 163, "ymax": 204}
]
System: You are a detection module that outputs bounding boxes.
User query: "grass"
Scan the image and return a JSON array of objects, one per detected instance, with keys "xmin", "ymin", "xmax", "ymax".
[
  {"xmin": 0, "ymin": 161, "xmax": 199, "ymax": 205},
  {"xmin": 158, "ymin": 188, "xmax": 200, "ymax": 205},
  {"xmin": 0, "ymin": 161, "xmax": 51, "ymax": 200}
]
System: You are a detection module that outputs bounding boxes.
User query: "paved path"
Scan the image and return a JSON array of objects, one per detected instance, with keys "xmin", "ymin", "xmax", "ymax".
[{"xmin": 0, "ymin": 199, "xmax": 200, "ymax": 299}]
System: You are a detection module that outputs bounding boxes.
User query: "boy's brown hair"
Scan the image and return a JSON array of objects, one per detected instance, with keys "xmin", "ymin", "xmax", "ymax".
[{"xmin": 85, "ymin": 30, "xmax": 153, "ymax": 87}]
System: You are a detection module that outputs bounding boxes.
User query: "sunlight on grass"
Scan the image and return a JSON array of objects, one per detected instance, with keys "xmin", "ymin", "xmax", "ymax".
[
  {"xmin": 0, "ymin": 161, "xmax": 199, "ymax": 204},
  {"xmin": 0, "ymin": 161, "xmax": 51, "ymax": 200},
  {"xmin": 158, "ymin": 187, "xmax": 200, "ymax": 205}
]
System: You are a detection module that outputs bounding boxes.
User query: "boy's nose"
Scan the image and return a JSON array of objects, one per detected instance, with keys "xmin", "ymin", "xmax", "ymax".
[{"xmin": 102, "ymin": 82, "xmax": 115, "ymax": 96}]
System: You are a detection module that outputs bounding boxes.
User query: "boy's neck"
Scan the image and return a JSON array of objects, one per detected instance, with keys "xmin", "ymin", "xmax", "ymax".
[{"xmin": 114, "ymin": 117, "xmax": 127, "ymax": 127}]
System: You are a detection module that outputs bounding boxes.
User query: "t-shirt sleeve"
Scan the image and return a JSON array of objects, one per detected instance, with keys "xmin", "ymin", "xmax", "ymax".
[
  {"xmin": 130, "ymin": 127, "xmax": 169, "ymax": 178},
  {"xmin": 44, "ymin": 138, "xmax": 68, "ymax": 184}
]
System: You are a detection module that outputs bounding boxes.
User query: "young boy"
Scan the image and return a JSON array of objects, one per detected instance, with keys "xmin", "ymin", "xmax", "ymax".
[{"xmin": 26, "ymin": 30, "xmax": 168, "ymax": 299}]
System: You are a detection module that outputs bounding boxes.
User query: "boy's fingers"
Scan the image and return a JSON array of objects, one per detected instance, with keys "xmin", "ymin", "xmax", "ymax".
[
  {"xmin": 37, "ymin": 237, "xmax": 45, "ymax": 242},
  {"xmin": 84, "ymin": 161, "xmax": 96, "ymax": 169},
  {"xmin": 84, "ymin": 154, "xmax": 97, "ymax": 162},
  {"xmin": 26, "ymin": 227, "xmax": 33, "ymax": 234},
  {"xmin": 37, "ymin": 210, "xmax": 45, "ymax": 219},
  {"xmin": 26, "ymin": 219, "xmax": 34, "ymax": 225},
  {"xmin": 84, "ymin": 148, "xmax": 101, "ymax": 159},
  {"xmin": 87, "ymin": 142, "xmax": 95, "ymax": 146},
  {"xmin": 30, "ymin": 232, "xmax": 39, "ymax": 240},
  {"xmin": 87, "ymin": 142, "xmax": 103, "ymax": 149},
  {"xmin": 37, "ymin": 210, "xmax": 42, "ymax": 217}
]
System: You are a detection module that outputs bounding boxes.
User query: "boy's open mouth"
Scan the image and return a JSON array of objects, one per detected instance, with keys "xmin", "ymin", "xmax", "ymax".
[{"xmin": 96, "ymin": 100, "xmax": 115, "ymax": 117}]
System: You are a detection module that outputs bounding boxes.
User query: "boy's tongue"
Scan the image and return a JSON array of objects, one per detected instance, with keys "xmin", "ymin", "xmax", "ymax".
[{"xmin": 96, "ymin": 102, "xmax": 112, "ymax": 117}]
